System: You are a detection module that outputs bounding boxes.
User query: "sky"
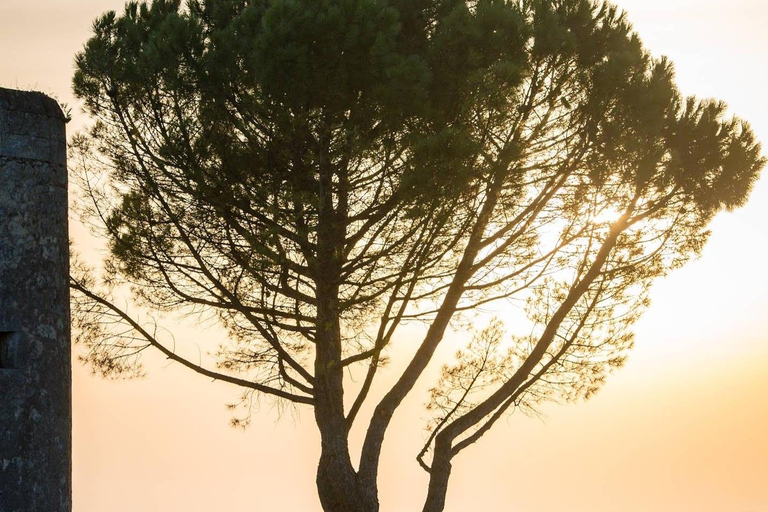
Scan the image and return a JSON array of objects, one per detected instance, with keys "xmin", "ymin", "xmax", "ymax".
[{"xmin": 1, "ymin": 1, "xmax": 768, "ymax": 511}]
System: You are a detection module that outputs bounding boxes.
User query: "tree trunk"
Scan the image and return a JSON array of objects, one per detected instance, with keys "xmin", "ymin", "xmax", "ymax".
[
  {"xmin": 358, "ymin": 176, "xmax": 505, "ymax": 494},
  {"xmin": 316, "ymin": 445, "xmax": 373, "ymax": 512},
  {"xmin": 313, "ymin": 285, "xmax": 376, "ymax": 512},
  {"xmin": 313, "ymin": 298, "xmax": 377, "ymax": 512},
  {"xmin": 313, "ymin": 261, "xmax": 374, "ymax": 511},
  {"xmin": 421, "ymin": 442, "xmax": 453, "ymax": 512},
  {"xmin": 313, "ymin": 154, "xmax": 378, "ymax": 512}
]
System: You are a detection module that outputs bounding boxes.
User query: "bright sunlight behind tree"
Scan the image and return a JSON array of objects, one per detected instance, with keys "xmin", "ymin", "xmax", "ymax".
[{"xmin": 69, "ymin": 0, "xmax": 764, "ymax": 511}]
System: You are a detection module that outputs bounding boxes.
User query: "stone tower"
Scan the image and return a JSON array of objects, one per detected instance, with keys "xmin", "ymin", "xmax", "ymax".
[{"xmin": 0, "ymin": 88, "xmax": 70, "ymax": 512}]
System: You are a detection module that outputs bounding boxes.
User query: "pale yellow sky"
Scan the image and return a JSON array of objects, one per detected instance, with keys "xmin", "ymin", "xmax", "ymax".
[{"xmin": 2, "ymin": 1, "xmax": 767, "ymax": 511}]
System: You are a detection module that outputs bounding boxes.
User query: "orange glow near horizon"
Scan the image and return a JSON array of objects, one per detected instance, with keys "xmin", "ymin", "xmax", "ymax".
[{"xmin": 1, "ymin": 1, "xmax": 767, "ymax": 511}]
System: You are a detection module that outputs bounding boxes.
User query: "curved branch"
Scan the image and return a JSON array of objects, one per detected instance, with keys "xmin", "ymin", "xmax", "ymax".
[{"xmin": 70, "ymin": 276, "xmax": 314, "ymax": 405}]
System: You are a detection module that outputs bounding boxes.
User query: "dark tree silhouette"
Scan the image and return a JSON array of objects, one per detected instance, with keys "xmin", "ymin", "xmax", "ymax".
[{"xmin": 69, "ymin": 1, "xmax": 764, "ymax": 511}]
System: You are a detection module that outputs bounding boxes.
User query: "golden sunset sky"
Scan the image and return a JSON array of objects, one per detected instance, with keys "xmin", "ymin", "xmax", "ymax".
[{"xmin": 1, "ymin": 1, "xmax": 767, "ymax": 511}]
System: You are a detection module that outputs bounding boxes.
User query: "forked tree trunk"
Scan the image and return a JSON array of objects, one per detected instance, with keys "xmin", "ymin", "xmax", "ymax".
[
  {"xmin": 313, "ymin": 168, "xmax": 380, "ymax": 511},
  {"xmin": 313, "ymin": 294, "xmax": 380, "ymax": 512},
  {"xmin": 316, "ymin": 444, "xmax": 375, "ymax": 512},
  {"xmin": 421, "ymin": 442, "xmax": 453, "ymax": 512},
  {"xmin": 313, "ymin": 290, "xmax": 380, "ymax": 512},
  {"xmin": 313, "ymin": 282, "xmax": 373, "ymax": 511}
]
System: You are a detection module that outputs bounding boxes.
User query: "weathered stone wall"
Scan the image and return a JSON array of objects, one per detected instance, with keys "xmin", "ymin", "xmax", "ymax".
[{"xmin": 0, "ymin": 88, "xmax": 70, "ymax": 512}]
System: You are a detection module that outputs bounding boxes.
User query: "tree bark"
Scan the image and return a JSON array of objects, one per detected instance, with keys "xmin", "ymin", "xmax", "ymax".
[
  {"xmin": 421, "ymin": 441, "xmax": 454, "ymax": 512},
  {"xmin": 313, "ymin": 290, "xmax": 377, "ymax": 511},
  {"xmin": 313, "ymin": 150, "xmax": 378, "ymax": 512},
  {"xmin": 314, "ymin": 296, "xmax": 368, "ymax": 511}
]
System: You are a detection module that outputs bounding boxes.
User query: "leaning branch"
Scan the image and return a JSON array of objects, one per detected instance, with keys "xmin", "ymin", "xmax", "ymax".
[{"xmin": 70, "ymin": 277, "xmax": 315, "ymax": 405}]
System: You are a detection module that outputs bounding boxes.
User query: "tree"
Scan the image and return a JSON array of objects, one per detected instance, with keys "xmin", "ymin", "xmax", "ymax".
[{"xmin": 68, "ymin": 0, "xmax": 764, "ymax": 511}]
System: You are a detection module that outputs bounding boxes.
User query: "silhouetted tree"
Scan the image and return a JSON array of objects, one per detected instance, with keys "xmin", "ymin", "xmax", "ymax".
[{"xmin": 69, "ymin": 1, "xmax": 764, "ymax": 511}]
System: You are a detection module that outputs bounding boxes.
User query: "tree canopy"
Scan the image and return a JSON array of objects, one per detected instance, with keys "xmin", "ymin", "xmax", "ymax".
[{"xmin": 69, "ymin": 0, "xmax": 764, "ymax": 511}]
